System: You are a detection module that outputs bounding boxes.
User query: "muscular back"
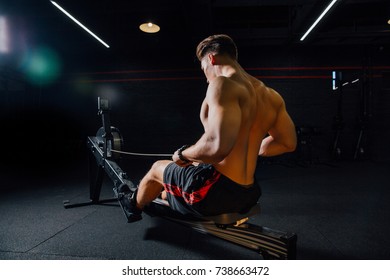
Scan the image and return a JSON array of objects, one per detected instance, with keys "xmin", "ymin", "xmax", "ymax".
[{"xmin": 202, "ymin": 71, "xmax": 294, "ymax": 185}]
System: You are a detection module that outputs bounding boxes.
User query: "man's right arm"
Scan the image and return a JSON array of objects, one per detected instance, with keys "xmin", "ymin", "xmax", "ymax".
[
  {"xmin": 177, "ymin": 77, "xmax": 242, "ymax": 165},
  {"xmin": 259, "ymin": 100, "xmax": 297, "ymax": 157}
]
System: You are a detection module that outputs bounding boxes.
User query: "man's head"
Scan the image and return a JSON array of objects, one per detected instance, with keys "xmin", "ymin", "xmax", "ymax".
[{"xmin": 196, "ymin": 34, "xmax": 238, "ymax": 61}]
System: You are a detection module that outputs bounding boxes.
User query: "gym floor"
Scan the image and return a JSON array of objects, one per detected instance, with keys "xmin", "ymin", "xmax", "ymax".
[{"xmin": 1, "ymin": 157, "xmax": 389, "ymax": 260}]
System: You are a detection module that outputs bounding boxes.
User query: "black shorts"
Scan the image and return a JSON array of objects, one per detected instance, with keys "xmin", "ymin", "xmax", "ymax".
[{"xmin": 163, "ymin": 162, "xmax": 261, "ymax": 217}]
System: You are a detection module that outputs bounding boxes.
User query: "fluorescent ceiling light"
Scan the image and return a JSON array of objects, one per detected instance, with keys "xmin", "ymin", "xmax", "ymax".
[
  {"xmin": 50, "ymin": 1, "xmax": 110, "ymax": 48},
  {"xmin": 300, "ymin": 0, "xmax": 339, "ymax": 41}
]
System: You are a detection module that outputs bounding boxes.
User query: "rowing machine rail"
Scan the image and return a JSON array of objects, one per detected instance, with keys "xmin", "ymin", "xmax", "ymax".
[{"xmin": 63, "ymin": 97, "xmax": 297, "ymax": 260}]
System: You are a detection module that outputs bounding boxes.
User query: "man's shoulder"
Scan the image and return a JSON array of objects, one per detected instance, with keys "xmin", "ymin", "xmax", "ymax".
[{"xmin": 259, "ymin": 86, "xmax": 285, "ymax": 110}]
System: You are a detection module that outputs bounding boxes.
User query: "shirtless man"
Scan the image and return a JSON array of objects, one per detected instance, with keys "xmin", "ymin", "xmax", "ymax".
[{"xmin": 116, "ymin": 34, "xmax": 297, "ymax": 222}]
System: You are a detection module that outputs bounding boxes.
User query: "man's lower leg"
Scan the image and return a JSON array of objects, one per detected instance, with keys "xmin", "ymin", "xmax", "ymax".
[
  {"xmin": 136, "ymin": 176, "xmax": 164, "ymax": 209},
  {"xmin": 114, "ymin": 183, "xmax": 143, "ymax": 223}
]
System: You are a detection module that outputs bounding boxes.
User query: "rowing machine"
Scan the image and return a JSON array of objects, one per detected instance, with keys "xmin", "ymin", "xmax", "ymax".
[{"xmin": 63, "ymin": 97, "xmax": 297, "ymax": 260}]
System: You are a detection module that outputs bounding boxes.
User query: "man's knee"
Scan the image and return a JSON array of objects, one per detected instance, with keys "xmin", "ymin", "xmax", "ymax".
[{"xmin": 148, "ymin": 160, "xmax": 171, "ymax": 182}]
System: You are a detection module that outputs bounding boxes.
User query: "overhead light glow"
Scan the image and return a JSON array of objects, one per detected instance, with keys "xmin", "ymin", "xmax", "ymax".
[
  {"xmin": 50, "ymin": 1, "xmax": 110, "ymax": 48},
  {"xmin": 388, "ymin": 19, "xmax": 390, "ymax": 25},
  {"xmin": 0, "ymin": 16, "xmax": 10, "ymax": 54},
  {"xmin": 139, "ymin": 22, "xmax": 160, "ymax": 33},
  {"xmin": 300, "ymin": 0, "xmax": 339, "ymax": 41}
]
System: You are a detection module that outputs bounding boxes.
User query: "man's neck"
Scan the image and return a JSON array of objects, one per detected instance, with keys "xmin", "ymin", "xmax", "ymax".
[{"xmin": 217, "ymin": 63, "xmax": 238, "ymax": 78}]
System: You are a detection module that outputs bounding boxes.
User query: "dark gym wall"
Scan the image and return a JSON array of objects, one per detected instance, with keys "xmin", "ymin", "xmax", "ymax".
[{"xmin": 1, "ymin": 42, "xmax": 390, "ymax": 174}]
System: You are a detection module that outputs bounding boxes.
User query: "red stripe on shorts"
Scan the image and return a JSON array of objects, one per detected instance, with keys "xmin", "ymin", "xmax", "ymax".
[{"xmin": 164, "ymin": 171, "xmax": 221, "ymax": 205}]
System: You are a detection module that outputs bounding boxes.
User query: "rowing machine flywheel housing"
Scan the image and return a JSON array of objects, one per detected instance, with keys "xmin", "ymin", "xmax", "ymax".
[{"xmin": 96, "ymin": 126, "xmax": 124, "ymax": 158}]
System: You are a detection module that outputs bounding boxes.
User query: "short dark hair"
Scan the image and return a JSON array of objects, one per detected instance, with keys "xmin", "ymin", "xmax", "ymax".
[{"xmin": 196, "ymin": 34, "xmax": 238, "ymax": 61}]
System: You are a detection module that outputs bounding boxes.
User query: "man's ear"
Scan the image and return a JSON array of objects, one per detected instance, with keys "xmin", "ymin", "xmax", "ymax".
[{"xmin": 208, "ymin": 53, "xmax": 216, "ymax": 65}]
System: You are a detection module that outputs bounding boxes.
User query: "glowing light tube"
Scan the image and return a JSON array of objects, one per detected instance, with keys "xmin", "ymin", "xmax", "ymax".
[
  {"xmin": 50, "ymin": 1, "xmax": 110, "ymax": 48},
  {"xmin": 300, "ymin": 0, "xmax": 339, "ymax": 41}
]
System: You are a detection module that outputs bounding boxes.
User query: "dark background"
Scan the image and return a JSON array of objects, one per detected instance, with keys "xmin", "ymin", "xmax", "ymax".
[
  {"xmin": 1, "ymin": 0, "xmax": 389, "ymax": 175},
  {"xmin": 1, "ymin": 0, "xmax": 390, "ymax": 261}
]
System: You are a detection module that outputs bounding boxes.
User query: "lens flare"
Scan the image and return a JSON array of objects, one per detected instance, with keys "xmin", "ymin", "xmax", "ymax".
[{"xmin": 21, "ymin": 46, "xmax": 62, "ymax": 86}]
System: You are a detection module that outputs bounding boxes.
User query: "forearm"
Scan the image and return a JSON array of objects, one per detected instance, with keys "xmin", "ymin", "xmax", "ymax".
[
  {"xmin": 182, "ymin": 134, "xmax": 226, "ymax": 164},
  {"xmin": 259, "ymin": 135, "xmax": 296, "ymax": 157},
  {"xmin": 172, "ymin": 140, "xmax": 215, "ymax": 167}
]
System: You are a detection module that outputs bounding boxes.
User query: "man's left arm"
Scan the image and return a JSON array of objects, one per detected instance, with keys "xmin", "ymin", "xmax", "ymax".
[{"xmin": 173, "ymin": 78, "xmax": 241, "ymax": 165}]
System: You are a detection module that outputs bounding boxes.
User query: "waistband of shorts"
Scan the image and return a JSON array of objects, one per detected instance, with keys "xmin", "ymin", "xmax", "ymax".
[{"xmin": 213, "ymin": 169, "xmax": 257, "ymax": 189}]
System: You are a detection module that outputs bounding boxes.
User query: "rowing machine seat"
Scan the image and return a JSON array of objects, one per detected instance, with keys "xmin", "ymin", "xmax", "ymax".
[
  {"xmin": 145, "ymin": 198, "xmax": 260, "ymax": 226},
  {"xmin": 203, "ymin": 204, "xmax": 260, "ymax": 226}
]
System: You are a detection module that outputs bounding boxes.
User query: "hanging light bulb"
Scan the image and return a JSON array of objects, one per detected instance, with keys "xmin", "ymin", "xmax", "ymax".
[{"xmin": 139, "ymin": 22, "xmax": 160, "ymax": 33}]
